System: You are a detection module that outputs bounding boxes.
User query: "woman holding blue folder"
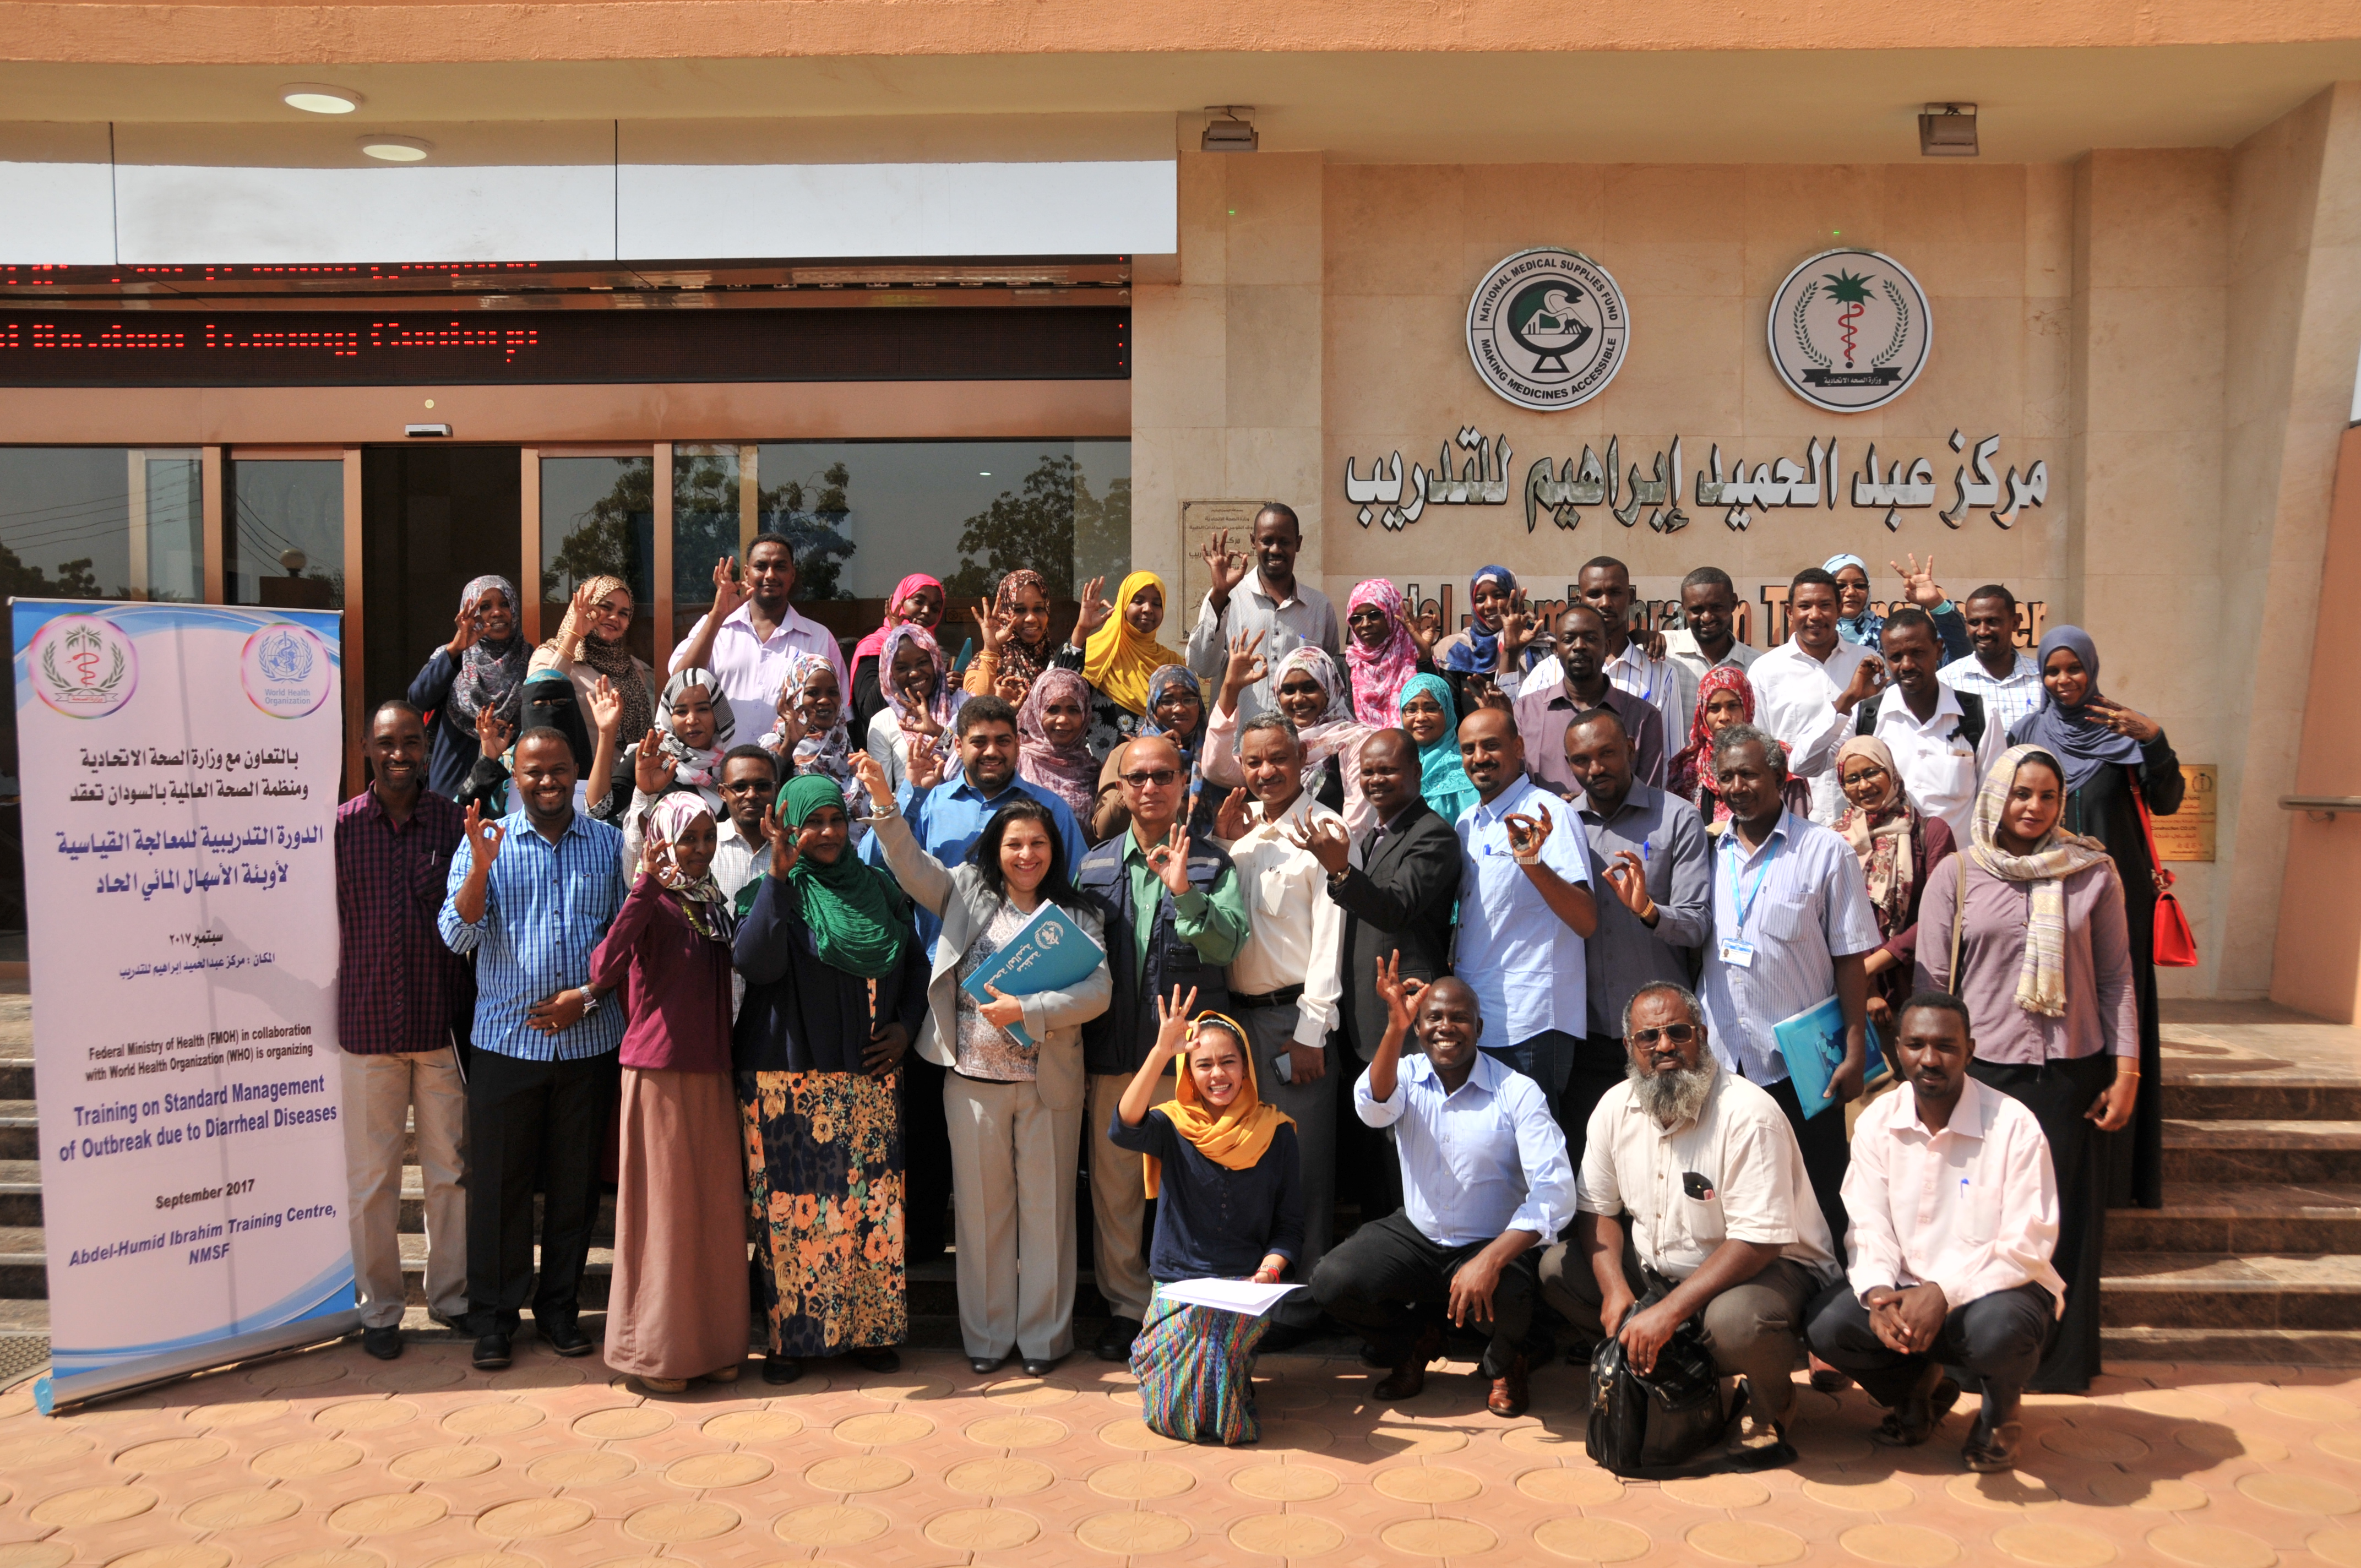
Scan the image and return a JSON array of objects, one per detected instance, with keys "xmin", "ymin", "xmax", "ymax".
[{"xmin": 855, "ymin": 750, "xmax": 1112, "ymax": 1376}]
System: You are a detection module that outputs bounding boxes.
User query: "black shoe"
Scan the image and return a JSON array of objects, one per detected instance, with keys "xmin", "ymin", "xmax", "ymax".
[
  {"xmin": 1361, "ymin": 1342, "xmax": 1392, "ymax": 1369},
  {"xmin": 472, "ymin": 1332, "xmax": 512, "ymax": 1370},
  {"xmin": 1257, "ymin": 1322, "xmax": 1316, "ymax": 1353},
  {"xmin": 1021, "ymin": 1354, "xmax": 1060, "ymax": 1378},
  {"xmin": 969, "ymin": 1355, "xmax": 1008, "ymax": 1376},
  {"xmin": 763, "ymin": 1354, "xmax": 803, "ymax": 1386},
  {"xmin": 848, "ymin": 1347, "xmax": 901, "ymax": 1374},
  {"xmin": 540, "ymin": 1317, "xmax": 594, "ymax": 1358},
  {"xmin": 1094, "ymin": 1317, "xmax": 1142, "ymax": 1362},
  {"xmin": 360, "ymin": 1325, "xmax": 402, "ymax": 1361}
]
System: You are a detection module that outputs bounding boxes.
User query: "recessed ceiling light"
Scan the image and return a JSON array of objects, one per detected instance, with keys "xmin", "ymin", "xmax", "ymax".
[
  {"xmin": 978, "ymin": 471, "xmax": 992, "ymax": 476},
  {"xmin": 358, "ymin": 135, "xmax": 432, "ymax": 163},
  {"xmin": 281, "ymin": 83, "xmax": 361, "ymax": 115}
]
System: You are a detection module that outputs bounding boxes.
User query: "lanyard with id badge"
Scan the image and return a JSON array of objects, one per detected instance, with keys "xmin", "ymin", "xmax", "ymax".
[{"xmin": 1718, "ymin": 834, "xmax": 1781, "ymax": 971}]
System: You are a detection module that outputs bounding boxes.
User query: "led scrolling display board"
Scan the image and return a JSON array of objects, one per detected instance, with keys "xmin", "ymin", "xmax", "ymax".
[{"xmin": 0, "ymin": 307, "xmax": 1132, "ymax": 386}]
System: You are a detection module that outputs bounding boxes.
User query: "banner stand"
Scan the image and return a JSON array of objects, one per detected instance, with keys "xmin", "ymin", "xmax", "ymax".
[
  {"xmin": 13, "ymin": 599, "xmax": 356, "ymax": 1415},
  {"xmin": 34, "ymin": 1314, "xmax": 360, "ymax": 1415}
]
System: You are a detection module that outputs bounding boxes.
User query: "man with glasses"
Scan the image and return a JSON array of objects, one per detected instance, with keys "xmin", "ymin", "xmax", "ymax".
[
  {"xmin": 1541, "ymin": 981, "xmax": 1837, "ymax": 1451},
  {"xmin": 1075, "ymin": 733, "xmax": 1251, "ymax": 1360}
]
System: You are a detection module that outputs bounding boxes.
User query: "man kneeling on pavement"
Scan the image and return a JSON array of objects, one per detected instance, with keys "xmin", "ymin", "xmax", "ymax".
[
  {"xmin": 1539, "ymin": 979, "xmax": 1838, "ymax": 1449},
  {"xmin": 1806, "ymin": 990, "xmax": 2062, "ymax": 1473}
]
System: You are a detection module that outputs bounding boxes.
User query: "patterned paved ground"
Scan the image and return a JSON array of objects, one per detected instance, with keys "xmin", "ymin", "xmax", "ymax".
[{"xmin": 1, "ymin": 1343, "xmax": 2357, "ymax": 1567}]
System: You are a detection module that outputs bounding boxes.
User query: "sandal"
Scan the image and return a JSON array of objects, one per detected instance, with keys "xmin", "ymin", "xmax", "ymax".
[{"xmin": 637, "ymin": 1375, "xmax": 689, "ymax": 1394}]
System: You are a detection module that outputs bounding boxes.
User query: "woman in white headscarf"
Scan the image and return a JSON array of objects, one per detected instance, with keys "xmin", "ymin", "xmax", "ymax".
[{"xmin": 410, "ymin": 574, "xmax": 530, "ymax": 801}]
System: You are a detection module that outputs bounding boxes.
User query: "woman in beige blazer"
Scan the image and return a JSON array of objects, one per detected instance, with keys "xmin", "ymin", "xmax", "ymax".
[{"xmin": 855, "ymin": 753, "xmax": 1111, "ymax": 1376}]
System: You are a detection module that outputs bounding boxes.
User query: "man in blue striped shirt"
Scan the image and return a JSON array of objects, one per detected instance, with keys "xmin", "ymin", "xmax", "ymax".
[{"xmin": 439, "ymin": 727, "xmax": 628, "ymax": 1370}]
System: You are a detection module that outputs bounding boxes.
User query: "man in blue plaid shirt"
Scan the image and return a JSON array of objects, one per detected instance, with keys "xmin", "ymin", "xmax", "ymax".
[{"xmin": 440, "ymin": 726, "xmax": 628, "ymax": 1370}]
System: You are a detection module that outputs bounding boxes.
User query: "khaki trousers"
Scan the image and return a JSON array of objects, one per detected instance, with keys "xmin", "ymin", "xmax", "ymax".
[
  {"xmin": 1087, "ymin": 1069, "xmax": 1172, "ymax": 1322},
  {"xmin": 341, "ymin": 1047, "xmax": 467, "ymax": 1330},
  {"xmin": 945, "ymin": 1071, "xmax": 1082, "ymax": 1362}
]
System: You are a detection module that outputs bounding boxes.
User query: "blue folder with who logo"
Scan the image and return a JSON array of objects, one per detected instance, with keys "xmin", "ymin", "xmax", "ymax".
[
  {"xmin": 958, "ymin": 902, "xmax": 1105, "ymax": 1050},
  {"xmin": 1774, "ymin": 995, "xmax": 1890, "ymax": 1117}
]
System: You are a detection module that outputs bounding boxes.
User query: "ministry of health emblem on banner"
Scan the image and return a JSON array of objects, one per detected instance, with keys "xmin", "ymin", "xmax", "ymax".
[
  {"xmin": 31, "ymin": 614, "xmax": 138, "ymax": 719},
  {"xmin": 1769, "ymin": 249, "xmax": 1932, "ymax": 413},
  {"xmin": 1466, "ymin": 248, "xmax": 1629, "ymax": 411}
]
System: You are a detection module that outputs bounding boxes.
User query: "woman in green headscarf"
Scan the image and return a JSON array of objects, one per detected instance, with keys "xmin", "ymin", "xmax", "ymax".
[
  {"xmin": 732, "ymin": 774, "xmax": 931, "ymax": 1385},
  {"xmin": 1398, "ymin": 672, "xmax": 1479, "ymax": 825}
]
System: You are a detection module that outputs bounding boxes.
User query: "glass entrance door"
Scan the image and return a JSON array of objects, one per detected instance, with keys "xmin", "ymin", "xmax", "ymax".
[{"xmin": 360, "ymin": 447, "xmax": 524, "ymax": 722}]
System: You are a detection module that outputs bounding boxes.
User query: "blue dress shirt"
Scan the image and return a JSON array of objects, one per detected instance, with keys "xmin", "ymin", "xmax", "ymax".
[
  {"xmin": 438, "ymin": 808, "xmax": 629, "ymax": 1061},
  {"xmin": 861, "ymin": 773, "xmax": 1087, "ymax": 958},
  {"xmin": 1453, "ymin": 774, "xmax": 1593, "ymax": 1052},
  {"xmin": 1355, "ymin": 1050, "xmax": 1575, "ymax": 1247},
  {"xmin": 1698, "ymin": 809, "xmax": 1883, "ymax": 1086}
]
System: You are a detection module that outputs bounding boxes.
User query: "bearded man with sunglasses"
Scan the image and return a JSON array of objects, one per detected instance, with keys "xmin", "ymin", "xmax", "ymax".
[{"xmin": 1539, "ymin": 980, "xmax": 1838, "ymax": 1449}]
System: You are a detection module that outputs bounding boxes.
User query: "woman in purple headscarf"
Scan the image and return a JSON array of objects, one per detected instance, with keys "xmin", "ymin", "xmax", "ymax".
[{"xmin": 2008, "ymin": 624, "xmax": 2183, "ymax": 1210}]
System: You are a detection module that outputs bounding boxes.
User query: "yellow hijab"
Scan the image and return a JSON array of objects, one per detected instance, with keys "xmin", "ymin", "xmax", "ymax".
[
  {"xmin": 1082, "ymin": 569, "xmax": 1188, "ymax": 717},
  {"xmin": 1144, "ymin": 1012, "xmax": 1294, "ymax": 1199}
]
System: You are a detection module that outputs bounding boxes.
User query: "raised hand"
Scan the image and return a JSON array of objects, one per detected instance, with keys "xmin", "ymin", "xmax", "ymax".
[
  {"xmin": 1498, "ymin": 590, "xmax": 1536, "ymax": 667},
  {"xmin": 711, "ymin": 554, "xmax": 752, "ymax": 618},
  {"xmin": 907, "ymin": 741, "xmax": 946, "ymax": 794},
  {"xmin": 463, "ymin": 800, "xmax": 506, "ymax": 865},
  {"xmin": 1221, "ymin": 629, "xmax": 1267, "ymax": 706},
  {"xmin": 633, "ymin": 727, "xmax": 670, "ymax": 796},
  {"xmin": 474, "ymin": 704, "xmax": 514, "ymax": 761},
  {"xmin": 1600, "ymin": 848, "xmax": 1655, "ymax": 922},
  {"xmin": 768, "ymin": 692, "xmax": 806, "ymax": 758},
  {"xmin": 1153, "ymin": 984, "xmax": 1201, "ymax": 1063},
  {"xmin": 1408, "ymin": 601, "xmax": 1443, "ymax": 659},
  {"xmin": 565, "ymin": 580, "xmax": 603, "ymax": 641},
  {"xmin": 1282, "ymin": 813, "xmax": 1352, "ymax": 876},
  {"xmin": 447, "ymin": 601, "xmax": 482, "ymax": 657},
  {"xmin": 760, "ymin": 803, "xmax": 801, "ymax": 880},
  {"xmin": 584, "ymin": 674, "xmax": 622, "ymax": 739},
  {"xmin": 1840, "ymin": 653, "xmax": 1887, "ymax": 711},
  {"xmin": 1503, "ymin": 803, "xmax": 1554, "ymax": 861},
  {"xmin": 640, "ymin": 830, "xmax": 672, "ymax": 885},
  {"xmin": 973, "ymin": 596, "xmax": 1012, "ymax": 652},
  {"xmin": 849, "ymin": 749, "xmax": 897, "ymax": 812},
  {"xmin": 1202, "ymin": 529, "xmax": 1249, "ymax": 603},
  {"xmin": 1214, "ymin": 785, "xmax": 1254, "ymax": 843},
  {"xmin": 1889, "ymin": 552, "xmax": 1945, "ymax": 610},
  {"xmin": 1147, "ymin": 823, "xmax": 1194, "ymax": 898},
  {"xmin": 1373, "ymin": 951, "xmax": 1426, "ymax": 1035},
  {"xmin": 1071, "ymin": 574, "xmax": 1113, "ymax": 642},
  {"xmin": 2083, "ymin": 696, "xmax": 2162, "ymax": 744},
  {"xmin": 993, "ymin": 671, "xmax": 1032, "ymax": 707}
]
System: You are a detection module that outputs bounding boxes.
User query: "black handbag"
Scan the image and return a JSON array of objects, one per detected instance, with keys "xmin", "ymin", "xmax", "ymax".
[{"xmin": 1584, "ymin": 1281, "xmax": 1728, "ymax": 1477}]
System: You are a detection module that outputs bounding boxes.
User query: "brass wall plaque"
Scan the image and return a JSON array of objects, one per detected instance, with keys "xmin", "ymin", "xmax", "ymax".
[
  {"xmin": 2152, "ymin": 764, "xmax": 2216, "ymax": 863},
  {"xmin": 1179, "ymin": 498, "xmax": 1264, "ymax": 633}
]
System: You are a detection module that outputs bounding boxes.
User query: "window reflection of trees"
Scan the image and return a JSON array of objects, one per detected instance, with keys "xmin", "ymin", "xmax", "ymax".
[
  {"xmin": 542, "ymin": 458, "xmax": 654, "ymax": 607},
  {"xmin": 942, "ymin": 454, "xmax": 1130, "ymax": 600}
]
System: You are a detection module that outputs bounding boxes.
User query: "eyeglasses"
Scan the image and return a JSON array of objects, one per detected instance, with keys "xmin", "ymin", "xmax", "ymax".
[
  {"xmin": 1628, "ymin": 1023, "xmax": 1698, "ymax": 1047},
  {"xmin": 1843, "ymin": 764, "xmax": 1889, "ymax": 784},
  {"xmin": 1120, "ymin": 769, "xmax": 1179, "ymax": 787}
]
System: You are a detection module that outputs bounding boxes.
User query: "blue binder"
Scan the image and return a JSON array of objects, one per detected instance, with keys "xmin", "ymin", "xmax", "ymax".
[
  {"xmin": 958, "ymin": 901, "xmax": 1105, "ymax": 1049},
  {"xmin": 1773, "ymin": 995, "xmax": 1890, "ymax": 1117}
]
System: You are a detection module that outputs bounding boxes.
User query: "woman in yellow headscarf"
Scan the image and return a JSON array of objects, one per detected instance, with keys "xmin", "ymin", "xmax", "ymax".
[
  {"xmin": 1109, "ymin": 988, "xmax": 1302, "ymax": 1444},
  {"xmin": 1081, "ymin": 570, "xmax": 1188, "ymax": 717}
]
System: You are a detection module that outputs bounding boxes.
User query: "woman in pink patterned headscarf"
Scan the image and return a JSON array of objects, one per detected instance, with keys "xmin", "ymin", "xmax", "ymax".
[{"xmin": 1344, "ymin": 578, "xmax": 1422, "ymax": 723}]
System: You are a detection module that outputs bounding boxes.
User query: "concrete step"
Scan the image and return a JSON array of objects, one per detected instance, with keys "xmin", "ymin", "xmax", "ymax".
[
  {"xmin": 0, "ymin": 1102, "xmax": 31, "ymax": 1162},
  {"xmin": 2163, "ymin": 1075, "xmax": 2361, "ymax": 1121},
  {"xmin": 2100, "ymin": 1252, "xmax": 2361, "ymax": 1330},
  {"xmin": 2161, "ymin": 1120, "xmax": 2361, "ymax": 1184},
  {"xmin": 2107, "ymin": 1182, "xmax": 2361, "ymax": 1255},
  {"xmin": 2102, "ymin": 1325, "xmax": 2361, "ymax": 1366},
  {"xmin": 0, "ymin": 1160, "xmax": 35, "ymax": 1227},
  {"xmin": 0, "ymin": 1056, "xmax": 28, "ymax": 1104}
]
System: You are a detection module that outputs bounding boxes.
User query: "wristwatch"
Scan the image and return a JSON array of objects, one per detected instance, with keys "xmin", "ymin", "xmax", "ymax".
[{"xmin": 577, "ymin": 987, "xmax": 601, "ymax": 1015}]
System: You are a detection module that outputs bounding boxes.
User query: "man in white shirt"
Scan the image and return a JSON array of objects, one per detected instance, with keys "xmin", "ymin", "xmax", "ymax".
[
  {"xmin": 1579, "ymin": 556, "xmax": 1692, "ymax": 751},
  {"xmin": 668, "ymin": 532, "xmax": 850, "ymax": 714},
  {"xmin": 1541, "ymin": 979, "xmax": 1837, "ymax": 1442},
  {"xmin": 1313, "ymin": 966, "xmax": 1574, "ymax": 1418},
  {"xmin": 1663, "ymin": 567, "xmax": 1759, "ymax": 737},
  {"xmin": 1807, "ymin": 992, "xmax": 2061, "ymax": 1474},
  {"xmin": 1859, "ymin": 607, "xmax": 2000, "ymax": 839},
  {"xmin": 1212, "ymin": 712, "xmax": 1347, "ymax": 1346},
  {"xmin": 1184, "ymin": 503, "xmax": 1341, "ymax": 723},
  {"xmin": 1938, "ymin": 584, "xmax": 2046, "ymax": 741},
  {"xmin": 1452, "ymin": 707, "xmax": 1598, "ymax": 1136},
  {"xmin": 1747, "ymin": 566, "xmax": 1885, "ymax": 824}
]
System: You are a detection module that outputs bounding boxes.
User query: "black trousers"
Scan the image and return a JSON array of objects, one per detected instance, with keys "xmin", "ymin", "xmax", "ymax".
[
  {"xmin": 464, "ymin": 1048, "xmax": 618, "ymax": 1336},
  {"xmin": 1970, "ymin": 1053, "xmax": 2112, "ymax": 1392},
  {"xmin": 1764, "ymin": 1075, "xmax": 1849, "ymax": 1258},
  {"xmin": 1335, "ymin": 1053, "xmax": 1402, "ymax": 1228},
  {"xmin": 1310, "ymin": 1209, "xmax": 1537, "ymax": 1378},
  {"xmin": 901, "ymin": 1054, "xmax": 954, "ymax": 1261},
  {"xmin": 1807, "ymin": 1280, "xmax": 2055, "ymax": 1412},
  {"xmin": 1564, "ymin": 1035, "xmax": 1634, "ymax": 1178}
]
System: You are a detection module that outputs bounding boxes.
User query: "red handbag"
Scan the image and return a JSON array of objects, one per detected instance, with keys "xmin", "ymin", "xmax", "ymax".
[{"xmin": 2135, "ymin": 788, "xmax": 2200, "ymax": 967}]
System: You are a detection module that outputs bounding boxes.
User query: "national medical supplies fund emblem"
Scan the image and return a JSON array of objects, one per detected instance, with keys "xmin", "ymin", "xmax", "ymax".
[{"xmin": 1467, "ymin": 249, "xmax": 1629, "ymax": 411}]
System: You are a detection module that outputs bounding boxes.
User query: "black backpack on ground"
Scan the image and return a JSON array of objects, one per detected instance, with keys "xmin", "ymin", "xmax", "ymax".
[{"xmin": 1584, "ymin": 1281, "xmax": 1797, "ymax": 1478}]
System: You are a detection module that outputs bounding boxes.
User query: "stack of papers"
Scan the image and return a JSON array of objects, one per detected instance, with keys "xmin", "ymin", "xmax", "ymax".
[{"xmin": 1155, "ymin": 1279, "xmax": 1307, "ymax": 1317}]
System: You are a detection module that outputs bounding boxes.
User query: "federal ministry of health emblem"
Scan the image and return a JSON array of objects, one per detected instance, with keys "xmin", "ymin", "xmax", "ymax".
[
  {"xmin": 1466, "ymin": 248, "xmax": 1629, "ymax": 411},
  {"xmin": 31, "ymin": 614, "xmax": 138, "ymax": 719},
  {"xmin": 1769, "ymin": 248, "xmax": 1932, "ymax": 413}
]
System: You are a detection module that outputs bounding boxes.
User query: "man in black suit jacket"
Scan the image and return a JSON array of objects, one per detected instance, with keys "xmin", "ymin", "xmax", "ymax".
[{"xmin": 1296, "ymin": 729, "xmax": 1461, "ymax": 1223}]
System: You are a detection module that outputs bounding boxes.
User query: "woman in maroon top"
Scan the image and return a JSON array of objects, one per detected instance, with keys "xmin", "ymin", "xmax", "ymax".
[{"xmin": 589, "ymin": 791, "xmax": 748, "ymax": 1392}]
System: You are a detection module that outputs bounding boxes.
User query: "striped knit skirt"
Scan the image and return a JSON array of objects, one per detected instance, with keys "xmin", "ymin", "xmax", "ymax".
[{"xmin": 1130, "ymin": 1287, "xmax": 1269, "ymax": 1446}]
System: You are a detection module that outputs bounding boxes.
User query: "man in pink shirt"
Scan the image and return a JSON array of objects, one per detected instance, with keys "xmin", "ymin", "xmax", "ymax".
[{"xmin": 1807, "ymin": 991, "xmax": 2062, "ymax": 1474}]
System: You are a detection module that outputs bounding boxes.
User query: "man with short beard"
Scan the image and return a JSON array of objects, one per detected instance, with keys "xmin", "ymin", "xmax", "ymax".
[{"xmin": 1539, "ymin": 981, "xmax": 1837, "ymax": 1446}]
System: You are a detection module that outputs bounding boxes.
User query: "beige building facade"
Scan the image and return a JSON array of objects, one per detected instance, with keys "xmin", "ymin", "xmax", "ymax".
[{"xmin": 2, "ymin": 2, "xmax": 2359, "ymax": 1012}]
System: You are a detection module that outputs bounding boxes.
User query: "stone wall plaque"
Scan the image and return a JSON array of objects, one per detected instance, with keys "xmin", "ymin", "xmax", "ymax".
[{"xmin": 1179, "ymin": 498, "xmax": 1264, "ymax": 631}]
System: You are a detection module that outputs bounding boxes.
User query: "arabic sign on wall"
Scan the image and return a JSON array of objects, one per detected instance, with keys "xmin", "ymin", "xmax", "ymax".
[
  {"xmin": 1465, "ymin": 248, "xmax": 1629, "ymax": 411},
  {"xmin": 1769, "ymin": 249, "xmax": 1933, "ymax": 413}
]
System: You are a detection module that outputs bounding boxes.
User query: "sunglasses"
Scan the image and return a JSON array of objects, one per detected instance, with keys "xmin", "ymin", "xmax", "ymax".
[
  {"xmin": 1121, "ymin": 768, "xmax": 1179, "ymax": 787},
  {"xmin": 1629, "ymin": 1023, "xmax": 1699, "ymax": 1047}
]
